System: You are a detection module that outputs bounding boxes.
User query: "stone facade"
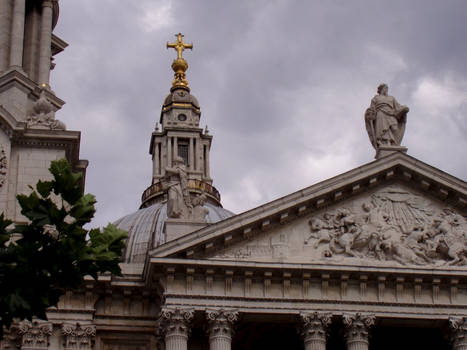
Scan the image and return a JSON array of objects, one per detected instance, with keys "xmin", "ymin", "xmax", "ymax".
[
  {"xmin": 1, "ymin": 4, "xmax": 467, "ymax": 350},
  {"xmin": 0, "ymin": 0, "xmax": 87, "ymax": 222}
]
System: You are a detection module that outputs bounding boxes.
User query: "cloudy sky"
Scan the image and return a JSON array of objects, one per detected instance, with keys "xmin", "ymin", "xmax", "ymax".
[{"xmin": 51, "ymin": 0, "xmax": 467, "ymax": 228}]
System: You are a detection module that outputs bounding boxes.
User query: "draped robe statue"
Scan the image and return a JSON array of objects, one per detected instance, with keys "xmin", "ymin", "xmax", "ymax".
[{"xmin": 365, "ymin": 84, "xmax": 409, "ymax": 149}]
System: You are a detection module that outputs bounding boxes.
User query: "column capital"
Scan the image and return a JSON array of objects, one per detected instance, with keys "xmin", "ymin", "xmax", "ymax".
[
  {"xmin": 450, "ymin": 316, "xmax": 467, "ymax": 349},
  {"xmin": 300, "ymin": 311, "xmax": 332, "ymax": 339},
  {"xmin": 61, "ymin": 323, "xmax": 96, "ymax": 350},
  {"xmin": 206, "ymin": 309, "xmax": 238, "ymax": 340},
  {"xmin": 158, "ymin": 307, "xmax": 194, "ymax": 338},
  {"xmin": 17, "ymin": 319, "xmax": 53, "ymax": 350},
  {"xmin": 343, "ymin": 313, "xmax": 375, "ymax": 347}
]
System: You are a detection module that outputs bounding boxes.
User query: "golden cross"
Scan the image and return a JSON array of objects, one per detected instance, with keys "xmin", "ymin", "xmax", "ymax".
[{"xmin": 166, "ymin": 33, "xmax": 193, "ymax": 60}]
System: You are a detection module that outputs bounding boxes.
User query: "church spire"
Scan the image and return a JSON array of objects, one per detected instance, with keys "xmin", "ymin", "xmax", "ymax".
[{"xmin": 166, "ymin": 33, "xmax": 193, "ymax": 91}]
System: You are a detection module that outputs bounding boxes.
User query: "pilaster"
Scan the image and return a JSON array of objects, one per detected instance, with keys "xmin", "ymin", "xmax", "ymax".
[
  {"xmin": 300, "ymin": 312, "xmax": 332, "ymax": 350},
  {"xmin": 206, "ymin": 309, "xmax": 238, "ymax": 350},
  {"xmin": 158, "ymin": 307, "xmax": 194, "ymax": 350},
  {"xmin": 450, "ymin": 317, "xmax": 467, "ymax": 350},
  {"xmin": 342, "ymin": 313, "xmax": 375, "ymax": 350}
]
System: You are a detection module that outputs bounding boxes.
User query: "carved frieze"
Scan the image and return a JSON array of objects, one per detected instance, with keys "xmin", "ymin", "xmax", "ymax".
[{"xmin": 213, "ymin": 185, "xmax": 467, "ymax": 266}]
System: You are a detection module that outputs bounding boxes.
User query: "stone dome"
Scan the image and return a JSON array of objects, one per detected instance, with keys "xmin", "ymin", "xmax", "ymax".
[{"xmin": 114, "ymin": 202, "xmax": 234, "ymax": 263}]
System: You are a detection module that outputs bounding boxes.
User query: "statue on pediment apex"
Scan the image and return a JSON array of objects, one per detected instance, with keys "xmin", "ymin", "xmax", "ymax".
[{"xmin": 365, "ymin": 83, "xmax": 409, "ymax": 150}]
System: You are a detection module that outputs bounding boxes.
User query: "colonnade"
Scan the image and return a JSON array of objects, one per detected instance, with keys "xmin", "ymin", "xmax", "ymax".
[{"xmin": 157, "ymin": 309, "xmax": 467, "ymax": 350}]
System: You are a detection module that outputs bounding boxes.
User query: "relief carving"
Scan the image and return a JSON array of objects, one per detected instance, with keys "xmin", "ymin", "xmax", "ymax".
[
  {"xmin": 214, "ymin": 185, "xmax": 467, "ymax": 267},
  {"xmin": 26, "ymin": 90, "xmax": 66, "ymax": 130},
  {"xmin": 305, "ymin": 186, "xmax": 467, "ymax": 266}
]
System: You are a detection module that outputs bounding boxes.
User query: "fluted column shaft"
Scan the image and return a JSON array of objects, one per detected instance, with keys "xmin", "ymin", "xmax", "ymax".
[
  {"xmin": 9, "ymin": 0, "xmax": 25, "ymax": 69},
  {"xmin": 207, "ymin": 309, "xmax": 238, "ymax": 350},
  {"xmin": 158, "ymin": 308, "xmax": 194, "ymax": 350},
  {"xmin": 300, "ymin": 312, "xmax": 332, "ymax": 350},
  {"xmin": 343, "ymin": 313, "xmax": 375, "ymax": 350},
  {"xmin": 450, "ymin": 317, "xmax": 467, "ymax": 350},
  {"xmin": 38, "ymin": 0, "xmax": 53, "ymax": 87}
]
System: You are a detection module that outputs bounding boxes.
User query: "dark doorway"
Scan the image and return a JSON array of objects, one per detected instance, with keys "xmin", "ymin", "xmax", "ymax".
[
  {"xmin": 370, "ymin": 326, "xmax": 449, "ymax": 350},
  {"xmin": 233, "ymin": 322, "xmax": 304, "ymax": 350}
]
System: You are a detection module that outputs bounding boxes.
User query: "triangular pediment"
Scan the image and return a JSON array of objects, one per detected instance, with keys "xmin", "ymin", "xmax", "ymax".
[
  {"xmin": 148, "ymin": 152, "xmax": 467, "ymax": 268},
  {"xmin": 207, "ymin": 182, "xmax": 467, "ymax": 267}
]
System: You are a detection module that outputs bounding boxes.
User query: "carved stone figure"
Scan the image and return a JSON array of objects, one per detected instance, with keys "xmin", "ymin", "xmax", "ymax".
[
  {"xmin": 365, "ymin": 83, "xmax": 409, "ymax": 149},
  {"xmin": 190, "ymin": 194, "xmax": 208, "ymax": 222},
  {"xmin": 301, "ymin": 185, "xmax": 467, "ymax": 266},
  {"xmin": 26, "ymin": 90, "xmax": 66, "ymax": 130},
  {"xmin": 165, "ymin": 156, "xmax": 191, "ymax": 218}
]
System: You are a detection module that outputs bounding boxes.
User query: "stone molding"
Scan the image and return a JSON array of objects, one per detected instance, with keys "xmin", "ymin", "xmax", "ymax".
[
  {"xmin": 17, "ymin": 319, "xmax": 53, "ymax": 350},
  {"xmin": 450, "ymin": 316, "xmax": 467, "ymax": 350},
  {"xmin": 61, "ymin": 323, "xmax": 96, "ymax": 350},
  {"xmin": 343, "ymin": 313, "xmax": 375, "ymax": 350},
  {"xmin": 300, "ymin": 312, "xmax": 332, "ymax": 349}
]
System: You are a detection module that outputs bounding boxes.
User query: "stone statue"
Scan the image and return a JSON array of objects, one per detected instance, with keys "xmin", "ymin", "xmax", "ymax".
[
  {"xmin": 165, "ymin": 156, "xmax": 191, "ymax": 218},
  {"xmin": 190, "ymin": 194, "xmax": 209, "ymax": 222},
  {"xmin": 365, "ymin": 83, "xmax": 409, "ymax": 149},
  {"xmin": 26, "ymin": 90, "xmax": 66, "ymax": 130}
]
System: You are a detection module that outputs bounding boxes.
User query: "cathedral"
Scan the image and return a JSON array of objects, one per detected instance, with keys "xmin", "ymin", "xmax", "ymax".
[{"xmin": 1, "ymin": 2, "xmax": 467, "ymax": 350}]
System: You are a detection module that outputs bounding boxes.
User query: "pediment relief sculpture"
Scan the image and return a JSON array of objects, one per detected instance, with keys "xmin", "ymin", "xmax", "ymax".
[{"xmin": 212, "ymin": 185, "xmax": 467, "ymax": 267}]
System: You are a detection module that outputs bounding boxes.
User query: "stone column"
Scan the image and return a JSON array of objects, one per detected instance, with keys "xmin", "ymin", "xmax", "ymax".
[
  {"xmin": 450, "ymin": 317, "xmax": 467, "ymax": 350},
  {"xmin": 9, "ymin": 0, "xmax": 26, "ymax": 70},
  {"xmin": 61, "ymin": 323, "xmax": 96, "ymax": 350},
  {"xmin": 206, "ymin": 309, "xmax": 238, "ymax": 350},
  {"xmin": 17, "ymin": 319, "xmax": 53, "ymax": 350},
  {"xmin": 342, "ymin": 313, "xmax": 375, "ymax": 350},
  {"xmin": 158, "ymin": 308, "xmax": 194, "ymax": 350},
  {"xmin": 300, "ymin": 312, "xmax": 332, "ymax": 350},
  {"xmin": 205, "ymin": 145, "xmax": 210, "ymax": 178},
  {"xmin": 38, "ymin": 0, "xmax": 54, "ymax": 87}
]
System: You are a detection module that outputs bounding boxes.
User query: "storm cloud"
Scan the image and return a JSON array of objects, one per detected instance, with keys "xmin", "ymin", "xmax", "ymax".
[{"xmin": 51, "ymin": 0, "xmax": 467, "ymax": 227}]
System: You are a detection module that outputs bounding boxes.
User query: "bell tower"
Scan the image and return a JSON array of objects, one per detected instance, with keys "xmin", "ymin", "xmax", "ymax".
[
  {"xmin": 0, "ymin": 0, "xmax": 87, "ymax": 222},
  {"xmin": 141, "ymin": 33, "xmax": 220, "ymax": 209}
]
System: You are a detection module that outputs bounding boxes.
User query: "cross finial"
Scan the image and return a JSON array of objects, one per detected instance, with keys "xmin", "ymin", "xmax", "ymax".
[{"xmin": 167, "ymin": 33, "xmax": 193, "ymax": 60}]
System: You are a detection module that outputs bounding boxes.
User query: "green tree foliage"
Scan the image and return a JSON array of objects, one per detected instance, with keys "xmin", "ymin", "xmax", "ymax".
[{"xmin": 0, "ymin": 159, "xmax": 127, "ymax": 336}]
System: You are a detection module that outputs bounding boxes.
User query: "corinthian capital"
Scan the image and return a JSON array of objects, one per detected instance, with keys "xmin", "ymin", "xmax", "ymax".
[
  {"xmin": 343, "ymin": 313, "xmax": 375, "ymax": 344},
  {"xmin": 18, "ymin": 320, "xmax": 53, "ymax": 349},
  {"xmin": 300, "ymin": 312, "xmax": 332, "ymax": 341},
  {"xmin": 158, "ymin": 307, "xmax": 194, "ymax": 338},
  {"xmin": 450, "ymin": 316, "xmax": 467, "ymax": 349},
  {"xmin": 206, "ymin": 309, "xmax": 239, "ymax": 339},
  {"xmin": 61, "ymin": 323, "xmax": 96, "ymax": 350}
]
